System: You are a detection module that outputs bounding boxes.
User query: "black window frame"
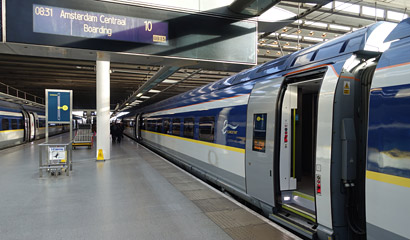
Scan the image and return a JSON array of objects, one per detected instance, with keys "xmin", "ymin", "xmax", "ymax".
[
  {"xmin": 183, "ymin": 118, "xmax": 194, "ymax": 139},
  {"xmin": 11, "ymin": 119, "xmax": 18, "ymax": 130},
  {"xmin": 199, "ymin": 116, "xmax": 215, "ymax": 142},
  {"xmin": 163, "ymin": 118, "xmax": 170, "ymax": 134},
  {"xmin": 172, "ymin": 118, "xmax": 181, "ymax": 136},
  {"xmin": 2, "ymin": 118, "xmax": 9, "ymax": 130}
]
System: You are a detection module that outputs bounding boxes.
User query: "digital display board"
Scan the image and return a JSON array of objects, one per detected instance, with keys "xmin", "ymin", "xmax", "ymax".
[
  {"xmin": 7, "ymin": 0, "xmax": 257, "ymax": 64},
  {"xmin": 33, "ymin": 4, "xmax": 168, "ymax": 45}
]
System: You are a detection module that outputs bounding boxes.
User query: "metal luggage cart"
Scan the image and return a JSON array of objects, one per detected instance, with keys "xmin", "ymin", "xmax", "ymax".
[
  {"xmin": 39, "ymin": 142, "xmax": 72, "ymax": 177},
  {"xmin": 72, "ymin": 124, "xmax": 94, "ymax": 149}
]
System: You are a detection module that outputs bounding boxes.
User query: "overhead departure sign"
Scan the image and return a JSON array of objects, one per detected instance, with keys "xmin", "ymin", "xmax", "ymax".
[
  {"xmin": 46, "ymin": 89, "xmax": 72, "ymax": 123},
  {"xmin": 33, "ymin": 4, "xmax": 168, "ymax": 45}
]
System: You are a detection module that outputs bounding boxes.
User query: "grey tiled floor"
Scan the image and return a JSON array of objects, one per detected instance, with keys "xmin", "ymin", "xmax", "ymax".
[
  {"xmin": 0, "ymin": 133, "xmax": 299, "ymax": 240},
  {"xmin": 0, "ymin": 134, "xmax": 231, "ymax": 240}
]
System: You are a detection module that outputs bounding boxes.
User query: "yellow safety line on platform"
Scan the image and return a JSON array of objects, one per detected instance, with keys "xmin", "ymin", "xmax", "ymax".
[
  {"xmin": 142, "ymin": 130, "xmax": 245, "ymax": 154},
  {"xmin": 366, "ymin": 170, "xmax": 410, "ymax": 188}
]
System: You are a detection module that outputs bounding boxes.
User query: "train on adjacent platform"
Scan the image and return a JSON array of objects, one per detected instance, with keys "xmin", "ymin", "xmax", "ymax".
[
  {"xmin": 0, "ymin": 100, "xmax": 72, "ymax": 150},
  {"xmin": 122, "ymin": 19, "xmax": 410, "ymax": 240}
]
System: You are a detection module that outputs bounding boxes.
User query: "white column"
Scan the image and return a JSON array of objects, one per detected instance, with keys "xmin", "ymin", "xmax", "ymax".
[{"xmin": 96, "ymin": 52, "xmax": 111, "ymax": 160}]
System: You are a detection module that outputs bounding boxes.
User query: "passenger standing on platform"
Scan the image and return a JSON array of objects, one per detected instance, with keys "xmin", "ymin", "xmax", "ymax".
[
  {"xmin": 115, "ymin": 123, "xmax": 123, "ymax": 143},
  {"xmin": 110, "ymin": 122, "xmax": 118, "ymax": 143}
]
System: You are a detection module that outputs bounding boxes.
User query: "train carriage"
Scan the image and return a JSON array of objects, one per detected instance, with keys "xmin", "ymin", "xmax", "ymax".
[
  {"xmin": 0, "ymin": 100, "xmax": 70, "ymax": 150},
  {"xmin": 122, "ymin": 19, "xmax": 410, "ymax": 240}
]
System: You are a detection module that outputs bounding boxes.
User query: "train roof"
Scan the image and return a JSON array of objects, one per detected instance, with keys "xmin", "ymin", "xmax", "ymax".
[
  {"xmin": 384, "ymin": 18, "xmax": 410, "ymax": 42},
  {"xmin": 135, "ymin": 21, "xmax": 397, "ymax": 115}
]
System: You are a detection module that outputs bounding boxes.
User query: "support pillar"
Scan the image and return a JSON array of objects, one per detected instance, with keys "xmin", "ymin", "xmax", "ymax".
[{"xmin": 96, "ymin": 52, "xmax": 110, "ymax": 160}]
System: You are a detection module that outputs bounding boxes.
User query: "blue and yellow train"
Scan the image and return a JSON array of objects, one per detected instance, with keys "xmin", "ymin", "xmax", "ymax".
[
  {"xmin": 0, "ymin": 100, "xmax": 70, "ymax": 150},
  {"xmin": 122, "ymin": 19, "xmax": 410, "ymax": 240}
]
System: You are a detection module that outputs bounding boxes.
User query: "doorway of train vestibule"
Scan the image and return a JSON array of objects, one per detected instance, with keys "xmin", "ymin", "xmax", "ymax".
[{"xmin": 277, "ymin": 75, "xmax": 322, "ymax": 223}]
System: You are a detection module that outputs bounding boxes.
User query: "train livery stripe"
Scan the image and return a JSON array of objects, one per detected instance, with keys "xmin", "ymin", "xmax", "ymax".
[
  {"xmin": 0, "ymin": 129, "xmax": 24, "ymax": 133},
  {"xmin": 142, "ymin": 130, "xmax": 245, "ymax": 154},
  {"xmin": 366, "ymin": 170, "xmax": 410, "ymax": 188},
  {"xmin": 376, "ymin": 61, "xmax": 410, "ymax": 71},
  {"xmin": 145, "ymin": 94, "xmax": 250, "ymax": 117},
  {"xmin": 285, "ymin": 64, "xmax": 338, "ymax": 77},
  {"xmin": 0, "ymin": 111, "xmax": 23, "ymax": 117}
]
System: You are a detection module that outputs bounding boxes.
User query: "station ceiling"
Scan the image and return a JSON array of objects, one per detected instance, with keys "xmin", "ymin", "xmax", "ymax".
[{"xmin": 0, "ymin": 0, "xmax": 408, "ymax": 111}]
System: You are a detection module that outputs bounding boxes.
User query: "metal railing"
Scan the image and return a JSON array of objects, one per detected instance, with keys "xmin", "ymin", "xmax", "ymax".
[{"xmin": 0, "ymin": 81, "xmax": 45, "ymax": 105}]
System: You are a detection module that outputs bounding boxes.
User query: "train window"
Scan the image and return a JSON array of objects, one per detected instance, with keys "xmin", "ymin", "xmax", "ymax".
[
  {"xmin": 315, "ymin": 42, "xmax": 344, "ymax": 61},
  {"xmin": 39, "ymin": 120, "xmax": 46, "ymax": 128},
  {"xmin": 172, "ymin": 118, "xmax": 181, "ymax": 136},
  {"xmin": 163, "ymin": 119, "xmax": 170, "ymax": 134},
  {"xmin": 142, "ymin": 118, "xmax": 146, "ymax": 130},
  {"xmin": 253, "ymin": 114, "xmax": 267, "ymax": 152},
  {"xmin": 2, "ymin": 118, "xmax": 9, "ymax": 130},
  {"xmin": 291, "ymin": 52, "xmax": 315, "ymax": 67},
  {"xmin": 183, "ymin": 118, "xmax": 194, "ymax": 138},
  {"xmin": 11, "ymin": 119, "xmax": 18, "ymax": 129},
  {"xmin": 199, "ymin": 117, "xmax": 215, "ymax": 142},
  {"xmin": 147, "ymin": 120, "xmax": 156, "ymax": 131},
  {"xmin": 157, "ymin": 119, "xmax": 163, "ymax": 133}
]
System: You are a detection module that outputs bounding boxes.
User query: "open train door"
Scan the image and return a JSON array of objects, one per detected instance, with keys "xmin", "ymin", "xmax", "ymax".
[
  {"xmin": 28, "ymin": 112, "xmax": 36, "ymax": 141},
  {"xmin": 277, "ymin": 76, "xmax": 322, "ymax": 224},
  {"xmin": 245, "ymin": 77, "xmax": 285, "ymax": 211},
  {"xmin": 21, "ymin": 110, "xmax": 30, "ymax": 142},
  {"xmin": 135, "ymin": 114, "xmax": 142, "ymax": 140}
]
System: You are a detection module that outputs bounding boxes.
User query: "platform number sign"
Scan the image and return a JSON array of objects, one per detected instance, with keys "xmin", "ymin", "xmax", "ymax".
[{"xmin": 46, "ymin": 89, "xmax": 72, "ymax": 123}]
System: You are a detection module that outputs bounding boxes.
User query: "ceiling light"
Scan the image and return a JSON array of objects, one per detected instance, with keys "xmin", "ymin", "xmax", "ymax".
[
  {"xmin": 282, "ymin": 27, "xmax": 288, "ymax": 32},
  {"xmin": 125, "ymin": 103, "xmax": 129, "ymax": 106},
  {"xmin": 136, "ymin": 93, "xmax": 143, "ymax": 97},
  {"xmin": 140, "ymin": 96, "xmax": 150, "ymax": 99},
  {"xmin": 273, "ymin": 41, "xmax": 278, "ymax": 45},
  {"xmin": 148, "ymin": 89, "xmax": 161, "ymax": 93},
  {"xmin": 297, "ymin": 29, "xmax": 302, "ymax": 34},
  {"xmin": 277, "ymin": 51, "xmax": 281, "ymax": 55},
  {"xmin": 309, "ymin": 31, "xmax": 314, "ymax": 36},
  {"xmin": 266, "ymin": 50, "xmax": 270, "ymax": 54},
  {"xmin": 285, "ymin": 42, "xmax": 290, "ymax": 46},
  {"xmin": 162, "ymin": 79, "xmax": 178, "ymax": 84},
  {"xmin": 322, "ymin": 33, "xmax": 327, "ymax": 37}
]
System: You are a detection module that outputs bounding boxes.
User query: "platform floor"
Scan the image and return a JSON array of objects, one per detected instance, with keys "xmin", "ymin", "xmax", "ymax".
[{"xmin": 0, "ymin": 133, "xmax": 300, "ymax": 240}]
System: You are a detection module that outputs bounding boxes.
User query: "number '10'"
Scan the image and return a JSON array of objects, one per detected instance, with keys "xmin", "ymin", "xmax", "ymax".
[{"xmin": 144, "ymin": 21, "xmax": 152, "ymax": 31}]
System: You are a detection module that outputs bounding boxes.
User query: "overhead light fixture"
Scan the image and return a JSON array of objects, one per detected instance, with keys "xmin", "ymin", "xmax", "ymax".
[
  {"xmin": 322, "ymin": 33, "xmax": 327, "ymax": 37},
  {"xmin": 309, "ymin": 31, "xmax": 314, "ymax": 36},
  {"xmin": 297, "ymin": 29, "xmax": 302, "ymax": 34},
  {"xmin": 277, "ymin": 51, "xmax": 281, "ymax": 55},
  {"xmin": 285, "ymin": 42, "xmax": 290, "ymax": 46},
  {"xmin": 136, "ymin": 93, "xmax": 143, "ymax": 97},
  {"xmin": 162, "ymin": 79, "xmax": 178, "ymax": 84},
  {"xmin": 266, "ymin": 50, "xmax": 270, "ymax": 54},
  {"xmin": 148, "ymin": 89, "xmax": 161, "ymax": 93},
  {"xmin": 125, "ymin": 103, "xmax": 129, "ymax": 106},
  {"xmin": 140, "ymin": 96, "xmax": 150, "ymax": 99},
  {"xmin": 282, "ymin": 27, "xmax": 288, "ymax": 32},
  {"xmin": 334, "ymin": 34, "xmax": 339, "ymax": 37},
  {"xmin": 273, "ymin": 41, "xmax": 278, "ymax": 45}
]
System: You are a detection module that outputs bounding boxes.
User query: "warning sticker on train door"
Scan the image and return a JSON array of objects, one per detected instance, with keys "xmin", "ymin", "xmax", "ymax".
[{"xmin": 343, "ymin": 81, "xmax": 350, "ymax": 95}]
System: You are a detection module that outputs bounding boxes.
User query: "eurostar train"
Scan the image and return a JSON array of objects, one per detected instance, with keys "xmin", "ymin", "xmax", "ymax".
[
  {"xmin": 123, "ymin": 18, "xmax": 410, "ymax": 240},
  {"xmin": 0, "ymin": 100, "xmax": 71, "ymax": 150}
]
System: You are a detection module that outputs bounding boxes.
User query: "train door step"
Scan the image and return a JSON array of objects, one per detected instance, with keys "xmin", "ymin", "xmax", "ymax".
[
  {"xmin": 282, "ymin": 203, "xmax": 316, "ymax": 223},
  {"xmin": 269, "ymin": 213, "xmax": 316, "ymax": 239}
]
